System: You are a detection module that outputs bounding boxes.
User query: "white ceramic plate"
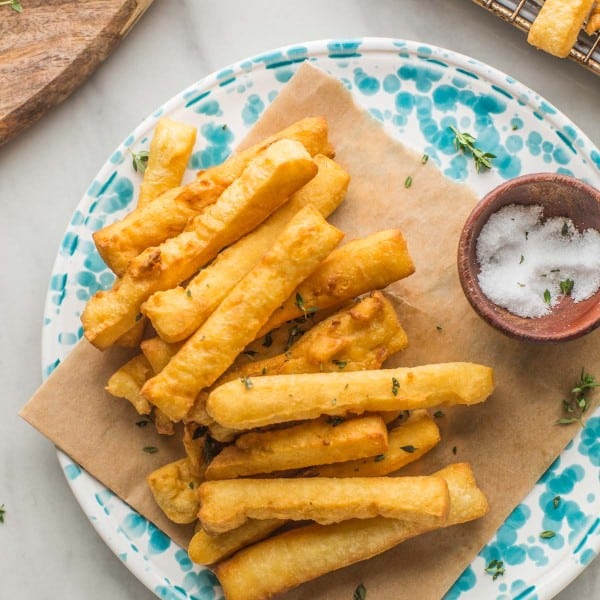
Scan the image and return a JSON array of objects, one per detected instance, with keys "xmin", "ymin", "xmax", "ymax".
[{"xmin": 42, "ymin": 38, "xmax": 600, "ymax": 600}]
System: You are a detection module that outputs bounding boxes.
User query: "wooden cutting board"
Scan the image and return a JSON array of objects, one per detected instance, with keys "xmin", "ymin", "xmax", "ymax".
[{"xmin": 0, "ymin": 0, "xmax": 153, "ymax": 146}]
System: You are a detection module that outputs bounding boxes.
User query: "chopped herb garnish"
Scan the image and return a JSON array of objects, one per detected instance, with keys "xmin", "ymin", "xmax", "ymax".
[
  {"xmin": 262, "ymin": 331, "xmax": 273, "ymax": 347},
  {"xmin": 353, "ymin": 583, "xmax": 367, "ymax": 600},
  {"xmin": 332, "ymin": 359, "xmax": 348, "ymax": 369},
  {"xmin": 186, "ymin": 289, "xmax": 192, "ymax": 298},
  {"xmin": 512, "ymin": 123, "xmax": 519, "ymax": 131},
  {"xmin": 143, "ymin": 446, "xmax": 158, "ymax": 454},
  {"xmin": 543, "ymin": 289, "xmax": 551, "ymax": 305},
  {"xmin": 130, "ymin": 149, "xmax": 150, "ymax": 173},
  {"xmin": 0, "ymin": 504, "xmax": 5, "ymax": 523},
  {"xmin": 241, "ymin": 377, "xmax": 253, "ymax": 390},
  {"xmin": 327, "ymin": 416, "xmax": 345, "ymax": 427},
  {"xmin": 295, "ymin": 292, "xmax": 318, "ymax": 317},
  {"xmin": 525, "ymin": 231, "xmax": 529, "ymax": 240},
  {"xmin": 0, "ymin": 0, "xmax": 22, "ymax": 13},
  {"xmin": 519, "ymin": 254, "xmax": 524, "ymax": 264},
  {"xmin": 517, "ymin": 282, "xmax": 526, "ymax": 288},
  {"xmin": 391, "ymin": 377, "xmax": 400, "ymax": 396},
  {"xmin": 242, "ymin": 350, "xmax": 258, "ymax": 360},
  {"xmin": 261, "ymin": 367, "xmax": 267, "ymax": 375},
  {"xmin": 135, "ymin": 312, "xmax": 143, "ymax": 321},
  {"xmin": 222, "ymin": 124, "xmax": 228, "ymax": 130},
  {"xmin": 135, "ymin": 418, "xmax": 151, "ymax": 428},
  {"xmin": 331, "ymin": 398, "xmax": 337, "ymax": 405},
  {"xmin": 400, "ymin": 445, "xmax": 417, "ymax": 453},
  {"xmin": 421, "ymin": 153, "xmax": 429, "ymax": 164},
  {"xmin": 188, "ymin": 482, "xmax": 194, "ymax": 489},
  {"xmin": 404, "ymin": 175, "xmax": 413, "ymax": 188},
  {"xmin": 452, "ymin": 445, "xmax": 457, "ymax": 455},
  {"xmin": 559, "ymin": 278, "xmax": 574, "ymax": 296},
  {"xmin": 203, "ymin": 436, "xmax": 217, "ymax": 464},
  {"xmin": 561, "ymin": 222, "xmax": 569, "ymax": 236},
  {"xmin": 449, "ymin": 125, "xmax": 496, "ymax": 173},
  {"xmin": 433, "ymin": 410, "xmax": 444, "ymax": 418},
  {"xmin": 374, "ymin": 454, "xmax": 385, "ymax": 462},
  {"xmin": 553, "ymin": 496, "xmax": 561, "ymax": 509},
  {"xmin": 286, "ymin": 324, "xmax": 304, "ymax": 349},
  {"xmin": 557, "ymin": 368, "xmax": 599, "ymax": 426},
  {"xmin": 540, "ymin": 530, "xmax": 556, "ymax": 539},
  {"xmin": 485, "ymin": 559, "xmax": 505, "ymax": 581},
  {"xmin": 436, "ymin": 325, "xmax": 443, "ymax": 332},
  {"xmin": 295, "ymin": 292, "xmax": 306, "ymax": 312},
  {"xmin": 550, "ymin": 268, "xmax": 560, "ymax": 273}
]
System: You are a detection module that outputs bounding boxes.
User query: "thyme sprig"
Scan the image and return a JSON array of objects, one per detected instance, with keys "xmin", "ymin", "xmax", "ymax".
[
  {"xmin": 449, "ymin": 126, "xmax": 496, "ymax": 173},
  {"xmin": 484, "ymin": 559, "xmax": 505, "ymax": 580},
  {"xmin": 557, "ymin": 369, "xmax": 599, "ymax": 426},
  {"xmin": 0, "ymin": 0, "xmax": 22, "ymax": 13},
  {"xmin": 130, "ymin": 149, "xmax": 149, "ymax": 173}
]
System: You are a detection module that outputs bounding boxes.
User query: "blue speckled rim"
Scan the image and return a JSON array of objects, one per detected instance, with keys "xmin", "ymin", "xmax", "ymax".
[{"xmin": 42, "ymin": 38, "xmax": 599, "ymax": 600}]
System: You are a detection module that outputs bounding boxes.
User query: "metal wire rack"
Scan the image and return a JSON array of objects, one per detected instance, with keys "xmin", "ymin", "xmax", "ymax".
[{"xmin": 471, "ymin": 0, "xmax": 600, "ymax": 76}]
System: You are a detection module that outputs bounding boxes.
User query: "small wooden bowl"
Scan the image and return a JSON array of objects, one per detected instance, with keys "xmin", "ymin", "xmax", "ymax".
[{"xmin": 457, "ymin": 173, "xmax": 600, "ymax": 343}]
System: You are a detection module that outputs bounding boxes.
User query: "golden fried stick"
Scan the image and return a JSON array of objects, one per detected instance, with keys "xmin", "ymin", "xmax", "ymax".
[
  {"xmin": 204, "ymin": 415, "xmax": 388, "ymax": 480},
  {"xmin": 142, "ymin": 206, "xmax": 344, "ymax": 421},
  {"xmin": 143, "ymin": 155, "xmax": 349, "ymax": 342},
  {"xmin": 188, "ymin": 520, "xmax": 283, "ymax": 566},
  {"xmin": 257, "ymin": 229, "xmax": 414, "ymax": 337},
  {"xmin": 198, "ymin": 475, "xmax": 450, "ymax": 535},
  {"xmin": 94, "ymin": 186, "xmax": 196, "ymax": 277},
  {"xmin": 176, "ymin": 117, "xmax": 333, "ymax": 210},
  {"xmin": 82, "ymin": 139, "xmax": 317, "ymax": 349},
  {"xmin": 187, "ymin": 291, "xmax": 408, "ymax": 437},
  {"xmin": 585, "ymin": 4, "xmax": 600, "ymax": 34},
  {"xmin": 206, "ymin": 362, "xmax": 494, "ymax": 430},
  {"xmin": 140, "ymin": 336, "xmax": 181, "ymax": 374},
  {"xmin": 147, "ymin": 458, "xmax": 202, "ymax": 524},
  {"xmin": 528, "ymin": 0, "xmax": 595, "ymax": 57},
  {"xmin": 137, "ymin": 117, "xmax": 197, "ymax": 207},
  {"xmin": 105, "ymin": 354, "xmax": 153, "ymax": 415},
  {"xmin": 300, "ymin": 411, "xmax": 440, "ymax": 477},
  {"xmin": 214, "ymin": 463, "xmax": 489, "ymax": 600}
]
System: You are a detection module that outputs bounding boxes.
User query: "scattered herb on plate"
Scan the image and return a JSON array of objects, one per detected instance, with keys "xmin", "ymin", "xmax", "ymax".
[
  {"xmin": 557, "ymin": 368, "xmax": 599, "ymax": 426},
  {"xmin": 353, "ymin": 583, "xmax": 367, "ymax": 600},
  {"xmin": 540, "ymin": 530, "xmax": 556, "ymax": 539},
  {"xmin": 241, "ymin": 376, "xmax": 253, "ymax": 390},
  {"xmin": 553, "ymin": 495, "xmax": 561, "ymax": 509},
  {"xmin": 484, "ymin": 559, "xmax": 505, "ymax": 580},
  {"xmin": 130, "ymin": 149, "xmax": 150, "ymax": 173},
  {"xmin": 0, "ymin": 0, "xmax": 22, "ymax": 13},
  {"xmin": 449, "ymin": 125, "xmax": 496, "ymax": 173}
]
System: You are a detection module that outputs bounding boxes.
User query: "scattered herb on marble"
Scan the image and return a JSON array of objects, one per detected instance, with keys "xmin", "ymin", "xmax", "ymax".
[
  {"xmin": 0, "ymin": 0, "xmax": 22, "ymax": 13},
  {"xmin": 400, "ymin": 445, "xmax": 417, "ymax": 453},
  {"xmin": 543, "ymin": 289, "xmax": 551, "ymax": 305},
  {"xmin": 557, "ymin": 369, "xmax": 599, "ymax": 426},
  {"xmin": 241, "ymin": 377, "xmax": 253, "ymax": 390},
  {"xmin": 130, "ymin": 149, "xmax": 150, "ymax": 173},
  {"xmin": 553, "ymin": 495, "xmax": 561, "ymax": 509},
  {"xmin": 143, "ymin": 446, "xmax": 158, "ymax": 454},
  {"xmin": 484, "ymin": 559, "xmax": 505, "ymax": 580},
  {"xmin": 0, "ymin": 504, "xmax": 5, "ymax": 523},
  {"xmin": 540, "ymin": 530, "xmax": 556, "ymax": 539},
  {"xmin": 404, "ymin": 175, "xmax": 413, "ymax": 188},
  {"xmin": 353, "ymin": 583, "xmax": 367, "ymax": 600},
  {"xmin": 449, "ymin": 125, "xmax": 496, "ymax": 173},
  {"xmin": 332, "ymin": 359, "xmax": 347, "ymax": 369}
]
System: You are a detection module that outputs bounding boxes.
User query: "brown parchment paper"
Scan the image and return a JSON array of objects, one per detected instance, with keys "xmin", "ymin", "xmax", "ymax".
[{"xmin": 21, "ymin": 62, "xmax": 599, "ymax": 599}]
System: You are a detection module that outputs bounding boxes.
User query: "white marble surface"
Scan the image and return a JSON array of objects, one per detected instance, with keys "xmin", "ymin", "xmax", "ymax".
[{"xmin": 1, "ymin": 0, "xmax": 599, "ymax": 598}]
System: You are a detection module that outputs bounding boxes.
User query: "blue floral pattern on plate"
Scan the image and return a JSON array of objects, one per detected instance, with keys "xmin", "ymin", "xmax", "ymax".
[{"xmin": 42, "ymin": 39, "xmax": 599, "ymax": 600}]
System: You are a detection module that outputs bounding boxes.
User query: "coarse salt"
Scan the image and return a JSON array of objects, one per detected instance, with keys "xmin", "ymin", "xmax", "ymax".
[{"xmin": 476, "ymin": 204, "xmax": 600, "ymax": 318}]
